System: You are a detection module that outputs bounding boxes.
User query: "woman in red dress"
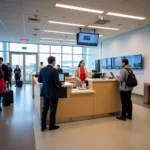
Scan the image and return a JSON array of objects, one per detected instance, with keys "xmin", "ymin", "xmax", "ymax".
[
  {"xmin": 0, "ymin": 68, "xmax": 5, "ymax": 111},
  {"xmin": 75, "ymin": 60, "xmax": 88, "ymax": 83}
]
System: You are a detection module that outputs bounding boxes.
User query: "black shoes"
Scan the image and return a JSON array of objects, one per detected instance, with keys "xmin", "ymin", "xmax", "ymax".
[
  {"xmin": 41, "ymin": 125, "xmax": 60, "ymax": 132},
  {"xmin": 126, "ymin": 116, "xmax": 132, "ymax": 120},
  {"xmin": 49, "ymin": 125, "xmax": 60, "ymax": 131},
  {"xmin": 41, "ymin": 127, "xmax": 47, "ymax": 132},
  {"xmin": 116, "ymin": 116, "xmax": 126, "ymax": 121}
]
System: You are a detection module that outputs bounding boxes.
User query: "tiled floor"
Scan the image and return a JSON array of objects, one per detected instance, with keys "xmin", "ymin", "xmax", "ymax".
[
  {"xmin": 1, "ymin": 85, "xmax": 150, "ymax": 150},
  {"xmin": 33, "ymin": 104, "xmax": 150, "ymax": 150}
]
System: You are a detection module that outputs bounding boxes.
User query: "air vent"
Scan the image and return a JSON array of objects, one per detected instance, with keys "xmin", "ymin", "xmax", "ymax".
[
  {"xmin": 95, "ymin": 19, "xmax": 110, "ymax": 25},
  {"xmin": 32, "ymin": 34, "xmax": 37, "ymax": 36},
  {"xmin": 28, "ymin": 18, "xmax": 40, "ymax": 23},
  {"xmin": 33, "ymin": 28, "xmax": 40, "ymax": 31}
]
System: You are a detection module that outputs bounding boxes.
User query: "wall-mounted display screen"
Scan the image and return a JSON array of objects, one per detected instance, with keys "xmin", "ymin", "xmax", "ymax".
[
  {"xmin": 126, "ymin": 54, "xmax": 142, "ymax": 69},
  {"xmin": 107, "ymin": 58, "xmax": 112, "ymax": 69},
  {"xmin": 77, "ymin": 32, "xmax": 99, "ymax": 46},
  {"xmin": 112, "ymin": 57, "xmax": 124, "ymax": 69},
  {"xmin": 102, "ymin": 59, "xmax": 107, "ymax": 69}
]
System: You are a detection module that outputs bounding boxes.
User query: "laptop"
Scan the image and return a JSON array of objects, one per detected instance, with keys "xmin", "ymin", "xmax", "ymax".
[
  {"xmin": 59, "ymin": 73, "xmax": 65, "ymax": 82},
  {"xmin": 110, "ymin": 72, "xmax": 115, "ymax": 79}
]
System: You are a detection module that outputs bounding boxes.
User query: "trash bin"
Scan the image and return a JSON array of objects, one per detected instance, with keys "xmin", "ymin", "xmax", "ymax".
[{"xmin": 144, "ymin": 84, "xmax": 150, "ymax": 104}]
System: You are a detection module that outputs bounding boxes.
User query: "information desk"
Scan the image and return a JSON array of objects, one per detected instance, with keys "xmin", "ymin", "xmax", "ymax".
[{"xmin": 33, "ymin": 78, "xmax": 121, "ymax": 124}]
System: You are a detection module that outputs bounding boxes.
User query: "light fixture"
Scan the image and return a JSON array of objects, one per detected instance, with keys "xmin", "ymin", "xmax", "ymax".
[
  {"xmin": 107, "ymin": 12, "xmax": 146, "ymax": 20},
  {"xmin": 41, "ymin": 37, "xmax": 76, "ymax": 42},
  {"xmin": 44, "ymin": 30, "xmax": 74, "ymax": 35},
  {"xmin": 56, "ymin": 3, "xmax": 104, "ymax": 14},
  {"xmin": 48, "ymin": 21, "xmax": 85, "ymax": 27},
  {"xmin": 40, "ymin": 40, "xmax": 60, "ymax": 43},
  {"xmin": 88, "ymin": 25, "xmax": 119, "ymax": 31},
  {"xmin": 99, "ymin": 35, "xmax": 103, "ymax": 37}
]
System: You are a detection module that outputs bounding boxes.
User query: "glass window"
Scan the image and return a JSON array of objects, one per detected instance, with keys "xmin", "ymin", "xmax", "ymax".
[
  {"xmin": 0, "ymin": 51, "xmax": 9, "ymax": 64},
  {"xmin": 39, "ymin": 45, "xmax": 50, "ymax": 53},
  {"xmin": 39, "ymin": 54, "xmax": 50, "ymax": 70},
  {"xmin": 73, "ymin": 47, "xmax": 82, "ymax": 54},
  {"xmin": 0, "ymin": 42, "xmax": 2, "ymax": 50},
  {"xmin": 51, "ymin": 54, "xmax": 61, "ymax": 67},
  {"xmin": 73, "ymin": 55, "xmax": 83, "ymax": 73},
  {"xmin": 62, "ymin": 46, "xmax": 72, "ymax": 54},
  {"xmin": 10, "ymin": 43, "xmax": 38, "ymax": 52},
  {"xmin": 62, "ymin": 54, "xmax": 73, "ymax": 75},
  {"xmin": 51, "ymin": 46, "xmax": 61, "ymax": 53}
]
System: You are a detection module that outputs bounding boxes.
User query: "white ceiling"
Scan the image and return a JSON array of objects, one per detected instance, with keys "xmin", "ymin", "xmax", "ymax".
[{"xmin": 0, "ymin": 0, "xmax": 150, "ymax": 44}]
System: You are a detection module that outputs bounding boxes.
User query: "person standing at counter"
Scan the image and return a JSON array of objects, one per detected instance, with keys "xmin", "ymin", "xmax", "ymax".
[
  {"xmin": 75, "ymin": 60, "xmax": 88, "ymax": 84},
  {"xmin": 116, "ymin": 58, "xmax": 133, "ymax": 121},
  {"xmin": 38, "ymin": 56, "xmax": 62, "ymax": 132}
]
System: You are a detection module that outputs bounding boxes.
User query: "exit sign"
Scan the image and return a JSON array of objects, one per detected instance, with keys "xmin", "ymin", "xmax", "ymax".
[{"xmin": 22, "ymin": 46, "xmax": 27, "ymax": 50}]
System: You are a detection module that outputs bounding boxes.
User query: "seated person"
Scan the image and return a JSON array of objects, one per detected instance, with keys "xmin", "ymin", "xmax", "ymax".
[{"xmin": 57, "ymin": 65, "xmax": 63, "ymax": 73}]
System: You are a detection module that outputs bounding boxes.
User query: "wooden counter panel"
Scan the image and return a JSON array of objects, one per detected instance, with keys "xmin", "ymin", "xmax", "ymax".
[{"xmin": 92, "ymin": 82, "xmax": 120, "ymax": 115}]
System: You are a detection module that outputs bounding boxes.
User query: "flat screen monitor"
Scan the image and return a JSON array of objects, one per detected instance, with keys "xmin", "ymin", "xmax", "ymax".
[
  {"xmin": 77, "ymin": 32, "xmax": 99, "ymax": 46},
  {"xmin": 112, "ymin": 56, "xmax": 124, "ymax": 69},
  {"xmin": 126, "ymin": 54, "xmax": 142, "ymax": 69},
  {"xmin": 107, "ymin": 58, "xmax": 112, "ymax": 69},
  {"xmin": 102, "ymin": 59, "xmax": 107, "ymax": 69},
  {"xmin": 59, "ymin": 73, "xmax": 65, "ymax": 82}
]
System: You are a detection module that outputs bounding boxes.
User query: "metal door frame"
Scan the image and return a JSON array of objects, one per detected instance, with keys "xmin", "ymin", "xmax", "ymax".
[{"xmin": 9, "ymin": 52, "xmax": 38, "ymax": 84}]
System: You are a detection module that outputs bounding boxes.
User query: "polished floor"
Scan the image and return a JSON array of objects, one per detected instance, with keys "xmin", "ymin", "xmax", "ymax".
[{"xmin": 1, "ymin": 85, "xmax": 150, "ymax": 150}]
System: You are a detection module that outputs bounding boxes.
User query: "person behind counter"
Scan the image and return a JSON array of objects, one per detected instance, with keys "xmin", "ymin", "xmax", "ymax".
[
  {"xmin": 75, "ymin": 60, "xmax": 88, "ymax": 86},
  {"xmin": 38, "ymin": 56, "xmax": 63, "ymax": 132},
  {"xmin": 39, "ymin": 62, "xmax": 44, "ymax": 71},
  {"xmin": 57, "ymin": 64, "xmax": 63, "ymax": 73},
  {"xmin": 116, "ymin": 58, "xmax": 133, "ymax": 121}
]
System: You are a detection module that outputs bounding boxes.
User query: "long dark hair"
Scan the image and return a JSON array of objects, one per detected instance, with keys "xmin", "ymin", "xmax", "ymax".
[
  {"xmin": 0, "ymin": 68, "xmax": 4, "ymax": 79},
  {"xmin": 78, "ymin": 60, "xmax": 84, "ymax": 68}
]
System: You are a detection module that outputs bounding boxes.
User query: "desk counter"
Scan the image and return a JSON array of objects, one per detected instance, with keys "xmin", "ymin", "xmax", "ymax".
[{"xmin": 33, "ymin": 77, "xmax": 121, "ymax": 124}]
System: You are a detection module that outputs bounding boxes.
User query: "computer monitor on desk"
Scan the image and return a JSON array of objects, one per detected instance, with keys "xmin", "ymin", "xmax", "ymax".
[
  {"xmin": 59, "ymin": 73, "xmax": 65, "ymax": 82},
  {"xmin": 92, "ymin": 73, "xmax": 104, "ymax": 78},
  {"xmin": 63, "ymin": 73, "xmax": 69, "ymax": 77}
]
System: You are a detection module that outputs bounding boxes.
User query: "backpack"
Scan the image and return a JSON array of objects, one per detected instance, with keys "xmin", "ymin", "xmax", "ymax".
[{"xmin": 125, "ymin": 68, "xmax": 138, "ymax": 88}]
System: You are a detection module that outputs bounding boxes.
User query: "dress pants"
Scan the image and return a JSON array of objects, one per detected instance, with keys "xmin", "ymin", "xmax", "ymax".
[
  {"xmin": 41, "ymin": 97, "xmax": 58, "ymax": 128},
  {"xmin": 7, "ymin": 76, "xmax": 12, "ymax": 88},
  {"xmin": 120, "ymin": 91, "xmax": 132, "ymax": 118}
]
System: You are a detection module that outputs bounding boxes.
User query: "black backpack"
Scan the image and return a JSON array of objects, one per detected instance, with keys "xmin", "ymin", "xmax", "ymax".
[{"xmin": 125, "ymin": 68, "xmax": 138, "ymax": 88}]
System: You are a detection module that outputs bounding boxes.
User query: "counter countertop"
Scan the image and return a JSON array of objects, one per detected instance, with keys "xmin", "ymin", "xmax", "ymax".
[
  {"xmin": 34, "ymin": 77, "xmax": 73, "ymax": 87},
  {"xmin": 87, "ymin": 78, "xmax": 117, "ymax": 82},
  {"xmin": 72, "ymin": 89, "xmax": 95, "ymax": 94}
]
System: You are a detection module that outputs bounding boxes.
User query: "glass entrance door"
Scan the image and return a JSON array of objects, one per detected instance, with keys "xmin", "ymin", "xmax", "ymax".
[{"xmin": 10, "ymin": 52, "xmax": 37, "ymax": 84}]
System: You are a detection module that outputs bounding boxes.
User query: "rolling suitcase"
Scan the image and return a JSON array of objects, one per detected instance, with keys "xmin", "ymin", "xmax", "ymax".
[
  {"xmin": 3, "ymin": 90, "xmax": 14, "ymax": 107},
  {"xmin": 17, "ymin": 81, "xmax": 23, "ymax": 87}
]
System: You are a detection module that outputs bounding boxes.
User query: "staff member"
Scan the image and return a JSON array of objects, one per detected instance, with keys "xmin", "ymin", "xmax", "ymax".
[
  {"xmin": 0, "ymin": 57, "xmax": 8, "ymax": 83},
  {"xmin": 57, "ymin": 65, "xmax": 63, "ymax": 73},
  {"xmin": 38, "ymin": 56, "xmax": 62, "ymax": 132},
  {"xmin": 14, "ymin": 65, "xmax": 21, "ymax": 87},
  {"xmin": 75, "ymin": 60, "xmax": 88, "ymax": 83},
  {"xmin": 116, "ymin": 58, "xmax": 133, "ymax": 121}
]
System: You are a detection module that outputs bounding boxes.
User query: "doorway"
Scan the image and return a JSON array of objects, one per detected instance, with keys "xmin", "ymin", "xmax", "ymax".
[{"xmin": 10, "ymin": 52, "xmax": 38, "ymax": 84}]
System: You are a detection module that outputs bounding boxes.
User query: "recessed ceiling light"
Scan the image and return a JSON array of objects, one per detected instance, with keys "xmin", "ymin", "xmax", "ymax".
[
  {"xmin": 63, "ymin": 42, "xmax": 76, "ymax": 45},
  {"xmin": 44, "ymin": 30, "xmax": 74, "ymax": 35},
  {"xmin": 41, "ymin": 37, "xmax": 76, "ymax": 42},
  {"xmin": 56, "ymin": 3, "xmax": 104, "ymax": 14},
  {"xmin": 88, "ymin": 26, "xmax": 119, "ymax": 31},
  {"xmin": 40, "ymin": 40, "xmax": 60, "ymax": 43},
  {"xmin": 48, "ymin": 21, "xmax": 85, "ymax": 27},
  {"xmin": 107, "ymin": 12, "xmax": 146, "ymax": 20}
]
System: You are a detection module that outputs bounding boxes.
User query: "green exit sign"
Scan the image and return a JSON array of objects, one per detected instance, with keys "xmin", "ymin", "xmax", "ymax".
[{"xmin": 22, "ymin": 46, "xmax": 27, "ymax": 50}]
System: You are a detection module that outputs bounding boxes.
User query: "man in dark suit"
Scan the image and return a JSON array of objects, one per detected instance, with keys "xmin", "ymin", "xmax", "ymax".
[
  {"xmin": 38, "ymin": 56, "xmax": 62, "ymax": 132},
  {"xmin": 0, "ymin": 57, "xmax": 8, "ymax": 83},
  {"xmin": 57, "ymin": 64, "xmax": 63, "ymax": 73}
]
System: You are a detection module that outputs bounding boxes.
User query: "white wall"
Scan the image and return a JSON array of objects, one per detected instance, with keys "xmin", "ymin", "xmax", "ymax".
[
  {"xmin": 102, "ymin": 26, "xmax": 150, "ymax": 95},
  {"xmin": 83, "ymin": 44, "xmax": 102, "ymax": 72}
]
